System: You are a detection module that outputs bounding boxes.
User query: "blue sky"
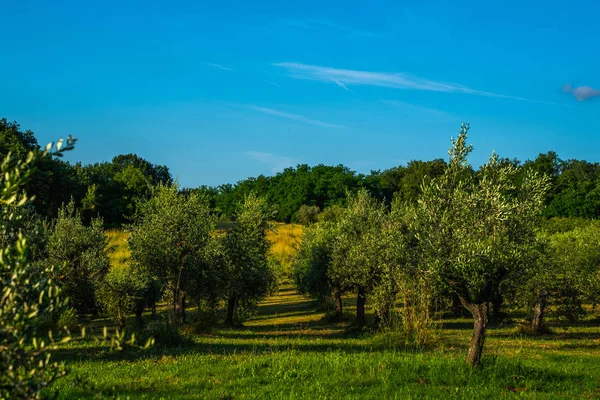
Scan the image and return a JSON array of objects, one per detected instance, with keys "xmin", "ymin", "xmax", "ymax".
[{"xmin": 2, "ymin": 0, "xmax": 599, "ymax": 187}]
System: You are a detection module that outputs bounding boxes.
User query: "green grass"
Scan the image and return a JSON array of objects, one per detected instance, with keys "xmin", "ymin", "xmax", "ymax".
[{"xmin": 49, "ymin": 283, "xmax": 600, "ymax": 399}]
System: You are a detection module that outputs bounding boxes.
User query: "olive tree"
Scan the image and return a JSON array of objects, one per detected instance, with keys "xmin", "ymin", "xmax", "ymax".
[
  {"xmin": 1, "ymin": 137, "xmax": 76, "ymax": 399},
  {"xmin": 292, "ymin": 219, "xmax": 344, "ymax": 315},
  {"xmin": 223, "ymin": 193, "xmax": 276, "ymax": 325},
  {"xmin": 129, "ymin": 184, "xmax": 216, "ymax": 326},
  {"xmin": 46, "ymin": 200, "xmax": 110, "ymax": 316},
  {"xmin": 98, "ymin": 265, "xmax": 153, "ymax": 328},
  {"xmin": 515, "ymin": 220, "xmax": 600, "ymax": 335},
  {"xmin": 412, "ymin": 123, "xmax": 549, "ymax": 367},
  {"xmin": 329, "ymin": 189, "xmax": 388, "ymax": 325},
  {"xmin": 549, "ymin": 223, "xmax": 600, "ymax": 314}
]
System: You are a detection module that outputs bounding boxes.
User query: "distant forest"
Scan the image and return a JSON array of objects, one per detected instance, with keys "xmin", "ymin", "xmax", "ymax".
[{"xmin": 2, "ymin": 117, "xmax": 599, "ymax": 224}]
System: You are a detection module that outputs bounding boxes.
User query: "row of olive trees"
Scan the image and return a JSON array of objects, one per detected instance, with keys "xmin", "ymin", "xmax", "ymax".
[
  {"xmin": 1, "ymin": 176, "xmax": 277, "ymax": 337},
  {"xmin": 21, "ymin": 182, "xmax": 277, "ymax": 330},
  {"xmin": 515, "ymin": 220, "xmax": 600, "ymax": 334},
  {"xmin": 122, "ymin": 184, "xmax": 277, "ymax": 328},
  {"xmin": 293, "ymin": 123, "xmax": 556, "ymax": 367}
]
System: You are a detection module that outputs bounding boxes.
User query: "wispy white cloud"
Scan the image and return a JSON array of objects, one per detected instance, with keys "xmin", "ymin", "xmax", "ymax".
[
  {"xmin": 332, "ymin": 79, "xmax": 353, "ymax": 92},
  {"xmin": 248, "ymin": 105, "xmax": 346, "ymax": 129},
  {"xmin": 265, "ymin": 80, "xmax": 282, "ymax": 88},
  {"xmin": 246, "ymin": 151, "xmax": 295, "ymax": 174},
  {"xmin": 206, "ymin": 63, "xmax": 234, "ymax": 72},
  {"xmin": 280, "ymin": 19, "xmax": 386, "ymax": 38},
  {"xmin": 274, "ymin": 62, "xmax": 567, "ymax": 106},
  {"xmin": 563, "ymin": 83, "xmax": 600, "ymax": 101}
]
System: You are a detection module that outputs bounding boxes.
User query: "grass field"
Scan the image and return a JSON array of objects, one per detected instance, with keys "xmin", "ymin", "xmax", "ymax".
[
  {"xmin": 105, "ymin": 229, "xmax": 131, "ymax": 269},
  {"xmin": 50, "ymin": 281, "xmax": 600, "ymax": 399},
  {"xmin": 63, "ymin": 227, "xmax": 600, "ymax": 399},
  {"xmin": 105, "ymin": 223, "xmax": 302, "ymax": 272},
  {"xmin": 267, "ymin": 223, "xmax": 303, "ymax": 275}
]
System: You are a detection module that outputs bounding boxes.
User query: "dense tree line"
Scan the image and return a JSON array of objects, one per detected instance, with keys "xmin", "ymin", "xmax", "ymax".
[
  {"xmin": 4, "ymin": 117, "xmax": 600, "ymax": 225},
  {"xmin": 1, "ymin": 118, "xmax": 172, "ymax": 226}
]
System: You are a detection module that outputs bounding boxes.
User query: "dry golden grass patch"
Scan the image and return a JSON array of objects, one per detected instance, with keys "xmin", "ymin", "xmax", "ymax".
[
  {"xmin": 105, "ymin": 229, "xmax": 131, "ymax": 269},
  {"xmin": 268, "ymin": 223, "xmax": 303, "ymax": 274}
]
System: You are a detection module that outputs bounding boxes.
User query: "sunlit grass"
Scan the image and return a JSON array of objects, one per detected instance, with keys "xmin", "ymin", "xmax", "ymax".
[
  {"xmin": 268, "ymin": 223, "xmax": 303, "ymax": 275},
  {"xmin": 105, "ymin": 229, "xmax": 131, "ymax": 269}
]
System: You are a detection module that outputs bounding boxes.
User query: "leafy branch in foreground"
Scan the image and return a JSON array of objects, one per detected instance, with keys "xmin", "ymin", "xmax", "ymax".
[{"xmin": 1, "ymin": 137, "xmax": 76, "ymax": 399}]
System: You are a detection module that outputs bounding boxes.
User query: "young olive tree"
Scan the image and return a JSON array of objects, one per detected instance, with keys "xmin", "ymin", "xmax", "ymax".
[
  {"xmin": 98, "ymin": 265, "xmax": 153, "ymax": 328},
  {"xmin": 328, "ymin": 189, "xmax": 389, "ymax": 325},
  {"xmin": 292, "ymin": 219, "xmax": 344, "ymax": 315},
  {"xmin": 412, "ymin": 123, "xmax": 549, "ymax": 367},
  {"xmin": 223, "ymin": 193, "xmax": 276, "ymax": 325},
  {"xmin": 1, "ymin": 137, "xmax": 76, "ymax": 399},
  {"xmin": 381, "ymin": 199, "xmax": 441, "ymax": 341},
  {"xmin": 129, "ymin": 184, "xmax": 216, "ymax": 326},
  {"xmin": 46, "ymin": 200, "xmax": 110, "ymax": 317}
]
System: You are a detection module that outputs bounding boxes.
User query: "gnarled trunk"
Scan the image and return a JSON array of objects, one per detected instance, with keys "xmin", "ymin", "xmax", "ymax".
[
  {"xmin": 461, "ymin": 298, "xmax": 488, "ymax": 367},
  {"xmin": 333, "ymin": 287, "xmax": 343, "ymax": 317},
  {"xmin": 225, "ymin": 294, "xmax": 238, "ymax": 325},
  {"xmin": 532, "ymin": 290, "xmax": 548, "ymax": 335},
  {"xmin": 356, "ymin": 287, "xmax": 366, "ymax": 325}
]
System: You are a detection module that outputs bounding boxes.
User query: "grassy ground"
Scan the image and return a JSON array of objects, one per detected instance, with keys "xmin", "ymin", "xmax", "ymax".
[
  {"xmin": 50, "ymin": 281, "xmax": 600, "ymax": 399},
  {"xmin": 67, "ymin": 227, "xmax": 600, "ymax": 399},
  {"xmin": 267, "ymin": 223, "xmax": 303, "ymax": 275},
  {"xmin": 105, "ymin": 229, "xmax": 131, "ymax": 269},
  {"xmin": 105, "ymin": 223, "xmax": 303, "ymax": 272}
]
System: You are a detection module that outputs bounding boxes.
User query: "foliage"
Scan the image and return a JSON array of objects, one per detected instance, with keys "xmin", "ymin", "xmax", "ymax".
[
  {"xmin": 296, "ymin": 204, "xmax": 320, "ymax": 225},
  {"xmin": 547, "ymin": 222, "xmax": 600, "ymax": 316},
  {"xmin": 223, "ymin": 193, "xmax": 277, "ymax": 324},
  {"xmin": 1, "ymin": 135, "xmax": 76, "ymax": 399},
  {"xmin": 317, "ymin": 204, "xmax": 345, "ymax": 222},
  {"xmin": 292, "ymin": 219, "xmax": 338, "ymax": 307},
  {"xmin": 129, "ymin": 183, "xmax": 216, "ymax": 325},
  {"xmin": 46, "ymin": 200, "xmax": 110, "ymax": 316},
  {"xmin": 98, "ymin": 265, "xmax": 152, "ymax": 328},
  {"xmin": 410, "ymin": 123, "xmax": 550, "ymax": 366},
  {"xmin": 329, "ymin": 189, "xmax": 389, "ymax": 324}
]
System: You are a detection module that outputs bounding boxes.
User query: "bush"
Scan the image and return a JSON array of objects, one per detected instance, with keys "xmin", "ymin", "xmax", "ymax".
[{"xmin": 296, "ymin": 204, "xmax": 320, "ymax": 225}]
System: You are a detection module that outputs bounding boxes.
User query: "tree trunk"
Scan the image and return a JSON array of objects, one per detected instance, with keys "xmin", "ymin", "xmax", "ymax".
[
  {"xmin": 135, "ymin": 309, "xmax": 143, "ymax": 327},
  {"xmin": 531, "ymin": 290, "xmax": 547, "ymax": 335},
  {"xmin": 333, "ymin": 287, "xmax": 343, "ymax": 317},
  {"xmin": 225, "ymin": 294, "xmax": 237, "ymax": 325},
  {"xmin": 451, "ymin": 294, "xmax": 462, "ymax": 316},
  {"xmin": 118, "ymin": 308, "xmax": 126, "ymax": 329},
  {"xmin": 491, "ymin": 294, "xmax": 503, "ymax": 322},
  {"xmin": 356, "ymin": 287, "xmax": 366, "ymax": 325},
  {"xmin": 462, "ymin": 300, "xmax": 488, "ymax": 367},
  {"xmin": 173, "ymin": 288, "xmax": 186, "ymax": 326}
]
